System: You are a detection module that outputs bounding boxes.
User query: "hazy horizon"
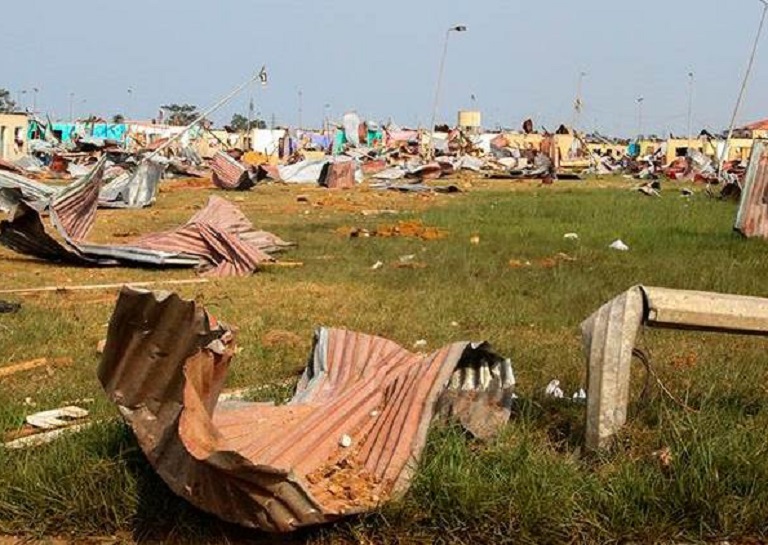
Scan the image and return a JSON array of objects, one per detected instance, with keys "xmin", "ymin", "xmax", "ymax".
[{"xmin": 2, "ymin": 0, "xmax": 767, "ymax": 137}]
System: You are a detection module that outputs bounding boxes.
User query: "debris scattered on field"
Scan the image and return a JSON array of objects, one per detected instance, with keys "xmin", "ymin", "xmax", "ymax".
[
  {"xmin": 339, "ymin": 220, "xmax": 447, "ymax": 241},
  {"xmin": 582, "ymin": 285, "xmax": 768, "ymax": 450},
  {"xmin": 469, "ymin": 235, "xmax": 480, "ymax": 245},
  {"xmin": 0, "ymin": 357, "xmax": 73, "ymax": 380},
  {"xmin": 99, "ymin": 288, "xmax": 515, "ymax": 532},
  {"xmin": 563, "ymin": 232, "xmax": 579, "ymax": 240},
  {"xmin": 26, "ymin": 406, "xmax": 89, "ymax": 429},
  {"xmin": 572, "ymin": 388, "xmax": 587, "ymax": 402},
  {"xmin": 545, "ymin": 379, "xmax": 565, "ymax": 398},
  {"xmin": 413, "ymin": 339, "xmax": 428, "ymax": 349},
  {"xmin": 0, "ymin": 300, "xmax": 21, "ymax": 313},
  {"xmin": 339, "ymin": 435, "xmax": 353, "ymax": 448},
  {"xmin": 371, "ymin": 260, "xmax": 384, "ymax": 270},
  {"xmin": 609, "ymin": 239, "xmax": 630, "ymax": 251}
]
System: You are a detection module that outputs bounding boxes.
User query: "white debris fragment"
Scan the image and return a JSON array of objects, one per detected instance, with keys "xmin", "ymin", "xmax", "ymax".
[
  {"xmin": 609, "ymin": 239, "xmax": 630, "ymax": 251},
  {"xmin": 563, "ymin": 233, "xmax": 579, "ymax": 240},
  {"xmin": 371, "ymin": 261, "xmax": 384, "ymax": 270},
  {"xmin": 450, "ymin": 321, "xmax": 460, "ymax": 328},
  {"xmin": 399, "ymin": 254, "xmax": 416, "ymax": 263},
  {"xmin": 545, "ymin": 379, "xmax": 564, "ymax": 398},
  {"xmin": 572, "ymin": 388, "xmax": 587, "ymax": 402},
  {"xmin": 413, "ymin": 339, "xmax": 428, "ymax": 349},
  {"xmin": 26, "ymin": 406, "xmax": 89, "ymax": 430},
  {"xmin": 370, "ymin": 410, "xmax": 380, "ymax": 417},
  {"xmin": 339, "ymin": 434, "xmax": 353, "ymax": 448}
]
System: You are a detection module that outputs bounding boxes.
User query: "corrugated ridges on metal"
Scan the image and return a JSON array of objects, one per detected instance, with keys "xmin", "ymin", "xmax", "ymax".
[
  {"xmin": 100, "ymin": 289, "xmax": 514, "ymax": 533},
  {"xmin": 211, "ymin": 152, "xmax": 253, "ymax": 190},
  {"xmin": 736, "ymin": 140, "xmax": 768, "ymax": 238},
  {"xmin": 50, "ymin": 157, "xmax": 106, "ymax": 241}
]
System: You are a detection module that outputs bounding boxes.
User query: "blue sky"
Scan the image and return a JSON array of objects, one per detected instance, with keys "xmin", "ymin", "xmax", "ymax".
[{"xmin": 2, "ymin": 0, "xmax": 766, "ymax": 136}]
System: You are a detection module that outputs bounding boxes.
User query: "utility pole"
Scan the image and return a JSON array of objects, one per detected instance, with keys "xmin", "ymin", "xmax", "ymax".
[
  {"xmin": 719, "ymin": 0, "xmax": 768, "ymax": 175},
  {"xmin": 32, "ymin": 87, "xmax": 39, "ymax": 116},
  {"xmin": 126, "ymin": 87, "xmax": 133, "ymax": 120},
  {"xmin": 298, "ymin": 89, "xmax": 303, "ymax": 130},
  {"xmin": 571, "ymin": 71, "xmax": 587, "ymax": 131},
  {"xmin": 686, "ymin": 72, "xmax": 694, "ymax": 150},
  {"xmin": 428, "ymin": 25, "xmax": 467, "ymax": 157},
  {"xmin": 69, "ymin": 92, "xmax": 75, "ymax": 123}
]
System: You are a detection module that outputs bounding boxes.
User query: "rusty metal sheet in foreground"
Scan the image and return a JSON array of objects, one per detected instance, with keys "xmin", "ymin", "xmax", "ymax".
[
  {"xmin": 99, "ymin": 288, "xmax": 514, "ymax": 532},
  {"xmin": 210, "ymin": 151, "xmax": 254, "ymax": 190},
  {"xmin": 582, "ymin": 285, "xmax": 768, "ymax": 450},
  {"xmin": 735, "ymin": 140, "xmax": 768, "ymax": 238}
]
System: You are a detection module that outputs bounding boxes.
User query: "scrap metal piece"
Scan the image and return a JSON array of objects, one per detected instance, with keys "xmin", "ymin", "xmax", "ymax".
[
  {"xmin": 99, "ymin": 288, "xmax": 514, "ymax": 532},
  {"xmin": 26, "ymin": 406, "xmax": 89, "ymax": 430},
  {"xmin": 735, "ymin": 140, "xmax": 768, "ymax": 238},
  {"xmin": 99, "ymin": 159, "xmax": 166, "ymax": 208},
  {"xmin": 582, "ymin": 285, "xmax": 768, "ymax": 450},
  {"xmin": 318, "ymin": 161, "xmax": 356, "ymax": 189},
  {"xmin": 0, "ymin": 191, "xmax": 291, "ymax": 276},
  {"xmin": 210, "ymin": 151, "xmax": 254, "ymax": 191}
]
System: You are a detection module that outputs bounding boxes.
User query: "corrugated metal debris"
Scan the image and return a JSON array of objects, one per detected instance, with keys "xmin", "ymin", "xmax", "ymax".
[
  {"xmin": 318, "ymin": 161, "xmax": 356, "ymax": 189},
  {"xmin": 0, "ymin": 164, "xmax": 292, "ymax": 276},
  {"xmin": 99, "ymin": 288, "xmax": 515, "ymax": 532},
  {"xmin": 582, "ymin": 285, "xmax": 768, "ymax": 450},
  {"xmin": 735, "ymin": 140, "xmax": 768, "ymax": 238},
  {"xmin": 210, "ymin": 151, "xmax": 255, "ymax": 190},
  {"xmin": 99, "ymin": 159, "xmax": 166, "ymax": 208}
]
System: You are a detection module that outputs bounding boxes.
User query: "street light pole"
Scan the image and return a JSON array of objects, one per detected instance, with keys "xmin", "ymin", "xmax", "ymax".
[
  {"xmin": 719, "ymin": 0, "xmax": 768, "ymax": 174},
  {"xmin": 32, "ymin": 87, "xmax": 39, "ymax": 117},
  {"xmin": 298, "ymin": 89, "xmax": 303, "ymax": 130},
  {"xmin": 127, "ymin": 87, "xmax": 133, "ymax": 120},
  {"xmin": 571, "ymin": 71, "xmax": 587, "ymax": 131},
  {"xmin": 69, "ymin": 92, "xmax": 75, "ymax": 123},
  {"xmin": 428, "ymin": 25, "xmax": 467, "ymax": 157},
  {"xmin": 686, "ymin": 72, "xmax": 694, "ymax": 149},
  {"xmin": 636, "ymin": 96, "xmax": 645, "ymax": 137}
]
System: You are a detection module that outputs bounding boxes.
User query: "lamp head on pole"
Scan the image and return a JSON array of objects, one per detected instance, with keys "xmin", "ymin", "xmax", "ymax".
[{"xmin": 450, "ymin": 25, "xmax": 467, "ymax": 32}]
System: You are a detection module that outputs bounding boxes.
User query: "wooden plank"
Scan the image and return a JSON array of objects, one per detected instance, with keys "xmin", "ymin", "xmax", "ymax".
[{"xmin": 0, "ymin": 357, "xmax": 73, "ymax": 379}]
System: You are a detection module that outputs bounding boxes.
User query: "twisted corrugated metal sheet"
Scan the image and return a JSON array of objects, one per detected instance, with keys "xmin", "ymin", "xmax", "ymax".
[
  {"xmin": 318, "ymin": 161, "xmax": 356, "ymax": 189},
  {"xmin": 211, "ymin": 152, "xmax": 254, "ymax": 190},
  {"xmin": 49, "ymin": 158, "xmax": 106, "ymax": 241},
  {"xmin": 735, "ymin": 140, "xmax": 768, "ymax": 238},
  {"xmin": 99, "ymin": 288, "xmax": 514, "ymax": 532},
  {"xmin": 99, "ymin": 159, "xmax": 165, "ymax": 209},
  {"xmin": 0, "ymin": 173, "xmax": 291, "ymax": 275}
]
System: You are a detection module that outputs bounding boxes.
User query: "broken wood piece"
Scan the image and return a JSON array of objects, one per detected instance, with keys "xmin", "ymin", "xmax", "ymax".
[
  {"xmin": 0, "ymin": 357, "xmax": 73, "ymax": 379},
  {"xmin": 27, "ymin": 406, "xmax": 89, "ymax": 430},
  {"xmin": 3, "ymin": 423, "xmax": 93, "ymax": 450},
  {"xmin": 260, "ymin": 261, "xmax": 304, "ymax": 268},
  {"xmin": 0, "ymin": 278, "xmax": 209, "ymax": 295}
]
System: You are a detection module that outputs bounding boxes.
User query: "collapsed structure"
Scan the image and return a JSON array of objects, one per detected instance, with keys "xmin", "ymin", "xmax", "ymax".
[
  {"xmin": 582, "ymin": 286, "xmax": 768, "ymax": 450},
  {"xmin": 0, "ymin": 158, "xmax": 291, "ymax": 276},
  {"xmin": 735, "ymin": 140, "xmax": 768, "ymax": 237},
  {"xmin": 99, "ymin": 288, "xmax": 515, "ymax": 532}
]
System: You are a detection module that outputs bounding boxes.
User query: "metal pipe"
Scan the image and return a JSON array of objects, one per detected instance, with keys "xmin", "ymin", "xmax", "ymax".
[
  {"xmin": 145, "ymin": 68, "xmax": 266, "ymax": 161},
  {"xmin": 719, "ymin": 0, "xmax": 768, "ymax": 176}
]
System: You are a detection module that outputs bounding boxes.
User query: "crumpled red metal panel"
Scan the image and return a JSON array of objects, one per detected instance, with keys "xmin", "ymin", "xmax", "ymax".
[
  {"xmin": 49, "ymin": 158, "xmax": 105, "ymax": 241},
  {"xmin": 318, "ymin": 161, "xmax": 356, "ymax": 189},
  {"xmin": 735, "ymin": 140, "xmax": 768, "ymax": 238},
  {"xmin": 99, "ymin": 289, "xmax": 515, "ymax": 532},
  {"xmin": 210, "ymin": 151, "xmax": 254, "ymax": 191}
]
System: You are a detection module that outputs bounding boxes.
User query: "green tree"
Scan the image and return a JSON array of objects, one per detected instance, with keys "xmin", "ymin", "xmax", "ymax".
[
  {"xmin": 0, "ymin": 89, "xmax": 18, "ymax": 113},
  {"xmin": 112, "ymin": 114, "xmax": 125, "ymax": 124},
  {"xmin": 161, "ymin": 104, "xmax": 199, "ymax": 126},
  {"xmin": 229, "ymin": 113, "xmax": 266, "ymax": 131}
]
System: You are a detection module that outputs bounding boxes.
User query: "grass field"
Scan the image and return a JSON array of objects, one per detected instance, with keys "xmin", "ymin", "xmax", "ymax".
[{"xmin": 1, "ymin": 176, "xmax": 768, "ymax": 544}]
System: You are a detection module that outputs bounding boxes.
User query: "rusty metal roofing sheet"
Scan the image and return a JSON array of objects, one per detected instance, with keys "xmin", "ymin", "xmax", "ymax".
[
  {"xmin": 0, "ymin": 171, "xmax": 59, "ymax": 213},
  {"xmin": 318, "ymin": 161, "xmax": 356, "ymax": 189},
  {"xmin": 210, "ymin": 151, "xmax": 254, "ymax": 190},
  {"xmin": 49, "ymin": 157, "xmax": 106, "ymax": 241},
  {"xmin": 0, "ymin": 189, "xmax": 291, "ymax": 276},
  {"xmin": 99, "ymin": 288, "xmax": 514, "ymax": 532},
  {"xmin": 735, "ymin": 140, "xmax": 768, "ymax": 238}
]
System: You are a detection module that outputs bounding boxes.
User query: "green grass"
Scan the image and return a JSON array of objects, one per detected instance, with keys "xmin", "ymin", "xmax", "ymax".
[{"xmin": 2, "ymin": 179, "xmax": 768, "ymax": 543}]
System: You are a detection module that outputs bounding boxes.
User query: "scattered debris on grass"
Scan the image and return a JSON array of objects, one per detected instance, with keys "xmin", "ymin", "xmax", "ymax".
[
  {"xmin": 98, "ymin": 288, "xmax": 515, "ymax": 532},
  {"xmin": 338, "ymin": 220, "xmax": 447, "ymax": 241},
  {"xmin": 582, "ymin": 285, "xmax": 768, "ymax": 450},
  {"xmin": 0, "ymin": 357, "xmax": 72, "ymax": 380}
]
